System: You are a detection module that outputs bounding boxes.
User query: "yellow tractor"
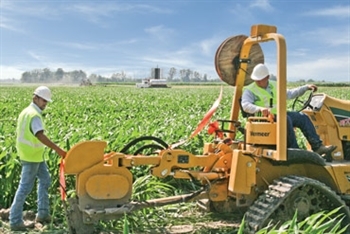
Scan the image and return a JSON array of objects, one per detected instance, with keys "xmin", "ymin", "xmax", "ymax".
[{"xmin": 63, "ymin": 24, "xmax": 350, "ymax": 233}]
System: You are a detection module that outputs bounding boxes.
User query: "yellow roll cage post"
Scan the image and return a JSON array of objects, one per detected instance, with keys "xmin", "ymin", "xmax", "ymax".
[{"xmin": 228, "ymin": 24, "xmax": 287, "ymax": 161}]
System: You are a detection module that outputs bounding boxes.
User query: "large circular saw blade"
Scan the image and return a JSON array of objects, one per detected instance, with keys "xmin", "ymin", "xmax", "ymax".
[{"xmin": 215, "ymin": 35, "xmax": 264, "ymax": 86}]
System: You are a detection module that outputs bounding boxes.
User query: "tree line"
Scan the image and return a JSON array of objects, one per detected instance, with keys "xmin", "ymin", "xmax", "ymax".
[
  {"xmin": 19, "ymin": 67, "xmax": 216, "ymax": 84},
  {"xmin": 17, "ymin": 67, "xmax": 348, "ymax": 86}
]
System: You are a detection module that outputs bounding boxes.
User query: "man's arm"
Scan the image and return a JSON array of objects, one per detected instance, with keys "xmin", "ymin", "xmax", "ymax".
[
  {"xmin": 31, "ymin": 116, "xmax": 66, "ymax": 158},
  {"xmin": 36, "ymin": 131, "xmax": 66, "ymax": 158},
  {"xmin": 287, "ymin": 84, "xmax": 317, "ymax": 99}
]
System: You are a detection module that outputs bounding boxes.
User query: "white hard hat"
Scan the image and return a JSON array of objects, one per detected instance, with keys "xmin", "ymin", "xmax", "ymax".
[
  {"xmin": 33, "ymin": 86, "xmax": 52, "ymax": 102},
  {"xmin": 251, "ymin": 63, "xmax": 269, "ymax": 81}
]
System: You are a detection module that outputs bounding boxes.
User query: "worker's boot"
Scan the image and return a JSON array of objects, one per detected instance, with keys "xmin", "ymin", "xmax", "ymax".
[
  {"xmin": 35, "ymin": 215, "xmax": 52, "ymax": 224},
  {"xmin": 10, "ymin": 220, "xmax": 35, "ymax": 231},
  {"xmin": 315, "ymin": 145, "xmax": 337, "ymax": 162},
  {"xmin": 0, "ymin": 208, "xmax": 10, "ymax": 220}
]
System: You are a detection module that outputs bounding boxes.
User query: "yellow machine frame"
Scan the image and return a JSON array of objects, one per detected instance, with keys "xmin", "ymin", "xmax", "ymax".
[{"xmin": 63, "ymin": 24, "xmax": 350, "ymax": 234}]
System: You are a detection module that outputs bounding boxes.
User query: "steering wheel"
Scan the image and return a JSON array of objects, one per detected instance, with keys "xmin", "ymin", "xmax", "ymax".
[{"xmin": 291, "ymin": 90, "xmax": 314, "ymax": 112}]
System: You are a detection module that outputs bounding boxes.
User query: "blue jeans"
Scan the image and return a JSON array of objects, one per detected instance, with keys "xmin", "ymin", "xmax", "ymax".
[
  {"xmin": 286, "ymin": 111, "xmax": 323, "ymax": 150},
  {"xmin": 10, "ymin": 160, "xmax": 51, "ymax": 225}
]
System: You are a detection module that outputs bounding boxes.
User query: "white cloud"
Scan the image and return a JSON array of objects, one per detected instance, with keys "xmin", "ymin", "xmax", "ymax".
[
  {"xmin": 304, "ymin": 5, "xmax": 350, "ymax": 18},
  {"xmin": 289, "ymin": 48, "xmax": 310, "ymax": 57},
  {"xmin": 199, "ymin": 38, "xmax": 218, "ymax": 56},
  {"xmin": 27, "ymin": 51, "xmax": 47, "ymax": 63},
  {"xmin": 250, "ymin": 0, "xmax": 274, "ymax": 12},
  {"xmin": 304, "ymin": 27, "xmax": 350, "ymax": 46},
  {"xmin": 0, "ymin": 65, "xmax": 24, "ymax": 79},
  {"xmin": 0, "ymin": 16, "xmax": 24, "ymax": 32},
  {"xmin": 288, "ymin": 56, "xmax": 350, "ymax": 82},
  {"xmin": 69, "ymin": 2, "xmax": 172, "ymax": 16},
  {"xmin": 67, "ymin": 3, "xmax": 173, "ymax": 26},
  {"xmin": 1, "ymin": 1, "xmax": 60, "ymax": 19},
  {"xmin": 144, "ymin": 25, "xmax": 174, "ymax": 42},
  {"xmin": 55, "ymin": 42, "xmax": 97, "ymax": 50},
  {"xmin": 229, "ymin": 3, "xmax": 255, "ymax": 20}
]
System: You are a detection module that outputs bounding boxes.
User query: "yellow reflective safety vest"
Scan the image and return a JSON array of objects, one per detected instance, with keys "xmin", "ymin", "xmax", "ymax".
[
  {"xmin": 16, "ymin": 105, "xmax": 45, "ymax": 162},
  {"xmin": 244, "ymin": 80, "xmax": 277, "ymax": 114}
]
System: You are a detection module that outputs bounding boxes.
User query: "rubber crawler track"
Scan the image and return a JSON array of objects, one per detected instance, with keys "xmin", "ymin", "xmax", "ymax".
[{"xmin": 244, "ymin": 175, "xmax": 350, "ymax": 233}]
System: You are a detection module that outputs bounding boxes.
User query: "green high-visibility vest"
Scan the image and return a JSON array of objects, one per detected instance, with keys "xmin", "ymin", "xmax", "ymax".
[
  {"xmin": 244, "ymin": 80, "xmax": 278, "ymax": 114},
  {"xmin": 16, "ymin": 105, "xmax": 45, "ymax": 162}
]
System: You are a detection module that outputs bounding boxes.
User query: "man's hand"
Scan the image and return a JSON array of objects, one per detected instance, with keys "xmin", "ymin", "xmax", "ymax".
[
  {"xmin": 56, "ymin": 148, "xmax": 67, "ymax": 159},
  {"xmin": 307, "ymin": 84, "xmax": 318, "ymax": 92},
  {"xmin": 259, "ymin": 107, "xmax": 271, "ymax": 117}
]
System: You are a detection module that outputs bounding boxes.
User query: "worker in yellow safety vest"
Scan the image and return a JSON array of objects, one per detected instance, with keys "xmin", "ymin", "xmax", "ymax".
[
  {"xmin": 9, "ymin": 86, "xmax": 66, "ymax": 231},
  {"xmin": 241, "ymin": 63, "xmax": 336, "ymax": 155}
]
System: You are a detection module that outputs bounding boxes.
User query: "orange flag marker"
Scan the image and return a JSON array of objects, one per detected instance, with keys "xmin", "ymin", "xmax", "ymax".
[{"xmin": 171, "ymin": 86, "xmax": 223, "ymax": 149}]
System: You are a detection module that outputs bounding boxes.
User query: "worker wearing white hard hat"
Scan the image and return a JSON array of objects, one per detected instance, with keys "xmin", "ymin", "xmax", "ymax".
[
  {"xmin": 241, "ymin": 63, "xmax": 336, "ymax": 156},
  {"xmin": 33, "ymin": 86, "xmax": 52, "ymax": 102},
  {"xmin": 10, "ymin": 86, "xmax": 66, "ymax": 231},
  {"xmin": 250, "ymin": 63, "xmax": 270, "ymax": 81}
]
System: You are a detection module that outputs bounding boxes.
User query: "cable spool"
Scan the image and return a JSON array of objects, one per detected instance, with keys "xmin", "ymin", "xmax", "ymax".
[{"xmin": 215, "ymin": 35, "xmax": 264, "ymax": 86}]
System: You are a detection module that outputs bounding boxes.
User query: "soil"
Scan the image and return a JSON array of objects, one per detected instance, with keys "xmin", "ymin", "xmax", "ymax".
[
  {"xmin": 0, "ymin": 208, "xmax": 66, "ymax": 234},
  {"xmin": 0, "ymin": 208, "xmax": 242, "ymax": 234}
]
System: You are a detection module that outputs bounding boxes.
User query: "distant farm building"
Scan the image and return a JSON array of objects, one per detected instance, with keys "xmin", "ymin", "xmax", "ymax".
[{"xmin": 136, "ymin": 67, "xmax": 169, "ymax": 88}]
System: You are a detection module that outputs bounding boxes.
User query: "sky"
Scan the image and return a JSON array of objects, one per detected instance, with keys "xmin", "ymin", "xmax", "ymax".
[{"xmin": 0, "ymin": 0, "xmax": 349, "ymax": 82}]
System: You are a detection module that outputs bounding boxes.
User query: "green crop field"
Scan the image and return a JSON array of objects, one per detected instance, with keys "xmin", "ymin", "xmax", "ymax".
[{"xmin": 0, "ymin": 84, "xmax": 349, "ymax": 233}]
